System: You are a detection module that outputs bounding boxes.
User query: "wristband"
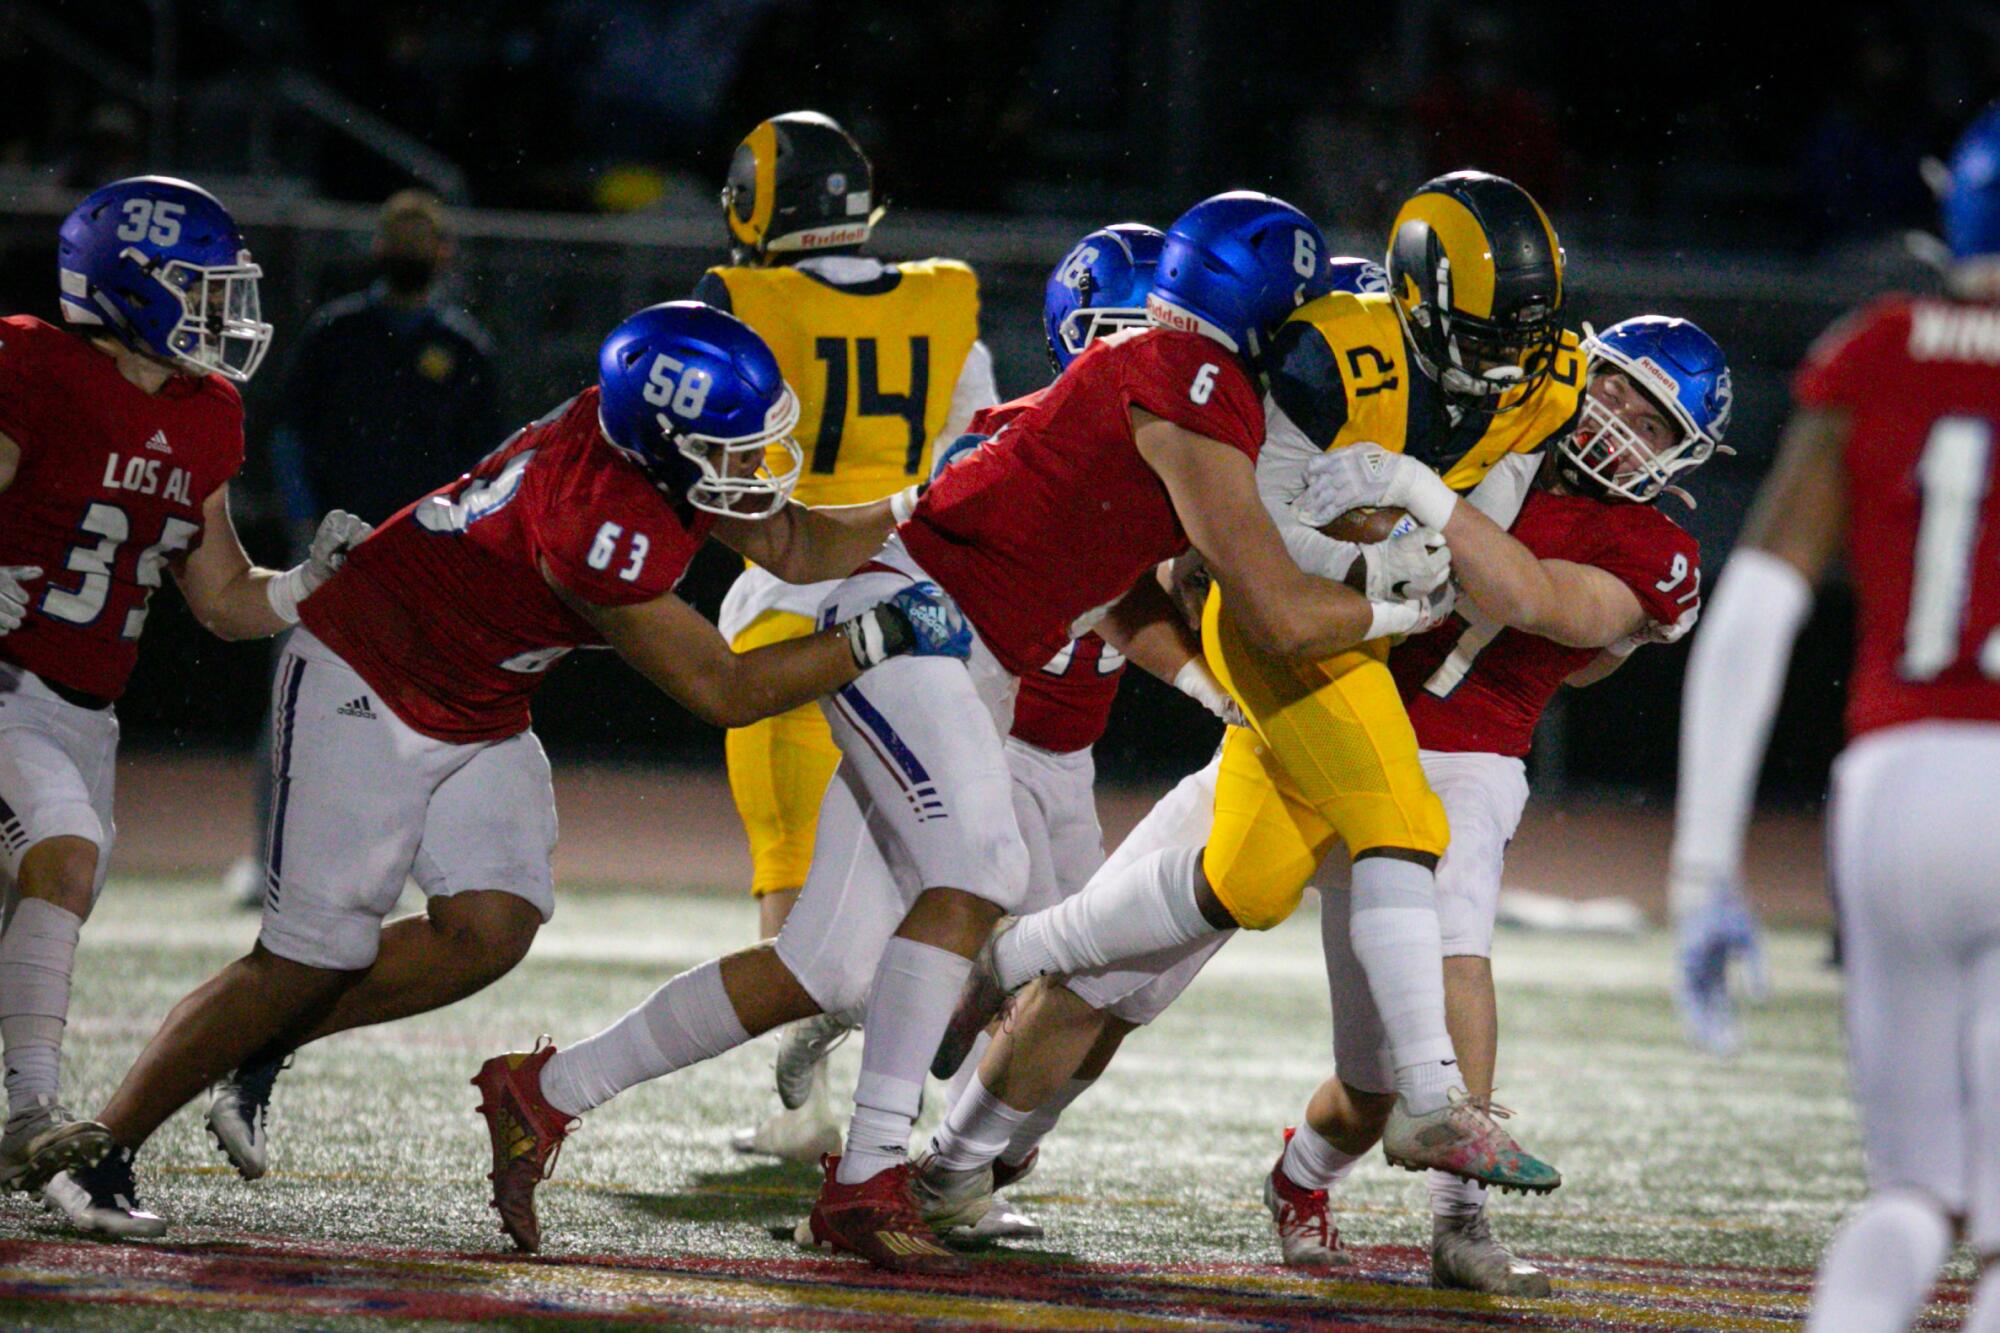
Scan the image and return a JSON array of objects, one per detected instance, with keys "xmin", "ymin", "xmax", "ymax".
[
  {"xmin": 841, "ymin": 603, "xmax": 914, "ymax": 668},
  {"xmin": 889, "ymin": 484, "xmax": 923, "ymax": 524},
  {"xmin": 1399, "ymin": 465, "xmax": 1460, "ymax": 531},
  {"xmin": 265, "ymin": 564, "xmax": 311, "ymax": 626},
  {"xmin": 1364, "ymin": 599, "xmax": 1421, "ymax": 642},
  {"xmin": 1171, "ymin": 657, "xmax": 1235, "ymax": 721}
]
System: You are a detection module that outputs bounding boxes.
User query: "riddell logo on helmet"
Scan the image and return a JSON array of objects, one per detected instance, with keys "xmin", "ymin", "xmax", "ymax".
[
  {"xmin": 1145, "ymin": 295, "xmax": 1199, "ymax": 334},
  {"xmin": 793, "ymin": 224, "xmax": 870, "ymax": 250}
]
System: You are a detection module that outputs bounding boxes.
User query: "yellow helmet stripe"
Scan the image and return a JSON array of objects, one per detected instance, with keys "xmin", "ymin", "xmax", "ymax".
[
  {"xmin": 1407, "ymin": 193, "xmax": 1496, "ymax": 319},
  {"xmin": 1526, "ymin": 193, "xmax": 1564, "ymax": 304},
  {"xmin": 728, "ymin": 119, "xmax": 780, "ymax": 250}
]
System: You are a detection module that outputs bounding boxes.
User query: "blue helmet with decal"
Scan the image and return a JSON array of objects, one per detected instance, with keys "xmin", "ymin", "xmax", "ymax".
[
  {"xmin": 1044, "ymin": 222, "xmax": 1164, "ymax": 373},
  {"xmin": 1326, "ymin": 255, "xmax": 1389, "ymax": 296},
  {"xmin": 1147, "ymin": 192, "xmax": 1332, "ymax": 360},
  {"xmin": 597, "ymin": 301, "xmax": 802, "ymax": 518},
  {"xmin": 1942, "ymin": 102, "xmax": 2000, "ymax": 264},
  {"xmin": 57, "ymin": 175, "xmax": 272, "ymax": 382},
  {"xmin": 1560, "ymin": 315, "xmax": 1732, "ymax": 506}
]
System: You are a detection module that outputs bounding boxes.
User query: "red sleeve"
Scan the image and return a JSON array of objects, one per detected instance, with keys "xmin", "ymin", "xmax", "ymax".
[
  {"xmin": 538, "ymin": 482, "xmax": 710, "ymax": 608},
  {"xmin": 0, "ymin": 317, "xmax": 59, "ymax": 458},
  {"xmin": 1121, "ymin": 331, "xmax": 1265, "ymax": 458},
  {"xmin": 1587, "ymin": 506, "xmax": 1703, "ymax": 629},
  {"xmin": 1792, "ymin": 296, "xmax": 1909, "ymax": 410},
  {"xmin": 967, "ymin": 393, "xmax": 1038, "ymax": 437}
]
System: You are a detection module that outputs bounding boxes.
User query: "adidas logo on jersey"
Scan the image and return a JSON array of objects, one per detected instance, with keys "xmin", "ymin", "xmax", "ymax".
[
  {"xmin": 143, "ymin": 430, "xmax": 171, "ymax": 454},
  {"xmin": 335, "ymin": 695, "xmax": 377, "ymax": 720}
]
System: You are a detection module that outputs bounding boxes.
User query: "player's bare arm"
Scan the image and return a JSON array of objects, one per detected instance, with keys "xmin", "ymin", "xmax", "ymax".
[
  {"xmin": 0, "ymin": 428, "xmax": 19, "ymax": 494},
  {"xmin": 1132, "ymin": 409, "xmax": 1379, "ymax": 660},
  {"xmin": 1444, "ymin": 505, "xmax": 1650, "ymax": 648},
  {"xmin": 711, "ymin": 497, "xmax": 898, "ymax": 585},
  {"xmin": 1736, "ymin": 405, "xmax": 1849, "ymax": 584},
  {"xmin": 564, "ymin": 582, "xmax": 862, "ymax": 729},
  {"xmin": 172, "ymin": 485, "xmax": 292, "ymax": 641},
  {"xmin": 1096, "ymin": 576, "xmax": 1201, "ymax": 679}
]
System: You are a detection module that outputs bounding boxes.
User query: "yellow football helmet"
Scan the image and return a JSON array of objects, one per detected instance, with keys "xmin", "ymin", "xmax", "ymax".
[
  {"xmin": 721, "ymin": 111, "xmax": 884, "ymax": 264},
  {"xmin": 1387, "ymin": 170, "xmax": 1564, "ymax": 410}
]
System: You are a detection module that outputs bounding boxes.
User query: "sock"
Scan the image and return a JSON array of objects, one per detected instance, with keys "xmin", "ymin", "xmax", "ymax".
[
  {"xmin": 1803, "ymin": 1192, "xmax": 1952, "ymax": 1333},
  {"xmin": 1428, "ymin": 1169, "xmax": 1489, "ymax": 1218},
  {"xmin": 539, "ymin": 959, "xmax": 749, "ymax": 1117},
  {"xmin": 996, "ymin": 845, "xmax": 1211, "ymax": 988},
  {"xmin": 927, "ymin": 1070, "xmax": 1030, "ymax": 1172},
  {"xmin": 838, "ymin": 938, "xmax": 971, "ymax": 1184},
  {"xmin": 943, "ymin": 1029, "xmax": 992, "ymax": 1114},
  {"xmin": 1964, "ymin": 1263, "xmax": 2000, "ymax": 1333},
  {"xmin": 1347, "ymin": 856, "xmax": 1459, "ymax": 1111},
  {"xmin": 1001, "ymin": 1075, "xmax": 1092, "ymax": 1167},
  {"xmin": 1282, "ymin": 1120, "xmax": 1360, "ymax": 1191},
  {"xmin": 0, "ymin": 899, "xmax": 82, "ymax": 1117}
]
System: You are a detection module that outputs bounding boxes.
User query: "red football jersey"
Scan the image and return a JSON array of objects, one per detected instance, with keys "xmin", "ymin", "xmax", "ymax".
[
  {"xmin": 1794, "ymin": 295, "xmax": 2000, "ymax": 739},
  {"xmin": 1011, "ymin": 632, "xmax": 1127, "ymax": 753},
  {"xmin": 301, "ymin": 389, "xmax": 715, "ymax": 743},
  {"xmin": 0, "ymin": 316, "xmax": 244, "ymax": 700},
  {"xmin": 902, "ymin": 329, "xmax": 1262, "ymax": 676},
  {"xmin": 1391, "ymin": 488, "xmax": 1701, "ymax": 757}
]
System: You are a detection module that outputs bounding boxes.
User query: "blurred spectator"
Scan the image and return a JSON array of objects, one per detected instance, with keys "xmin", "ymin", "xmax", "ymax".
[
  {"xmin": 1797, "ymin": 24, "xmax": 1936, "ymax": 251},
  {"xmin": 1412, "ymin": 7, "xmax": 1565, "ymax": 204},
  {"xmin": 268, "ymin": 189, "xmax": 500, "ymax": 529},
  {"xmin": 57, "ymin": 104, "xmax": 143, "ymax": 190}
]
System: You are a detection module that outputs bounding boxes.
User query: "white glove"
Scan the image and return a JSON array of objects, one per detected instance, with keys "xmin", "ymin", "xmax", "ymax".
[
  {"xmin": 1364, "ymin": 595, "xmax": 1429, "ymax": 641},
  {"xmin": 1300, "ymin": 443, "xmax": 1459, "ymax": 531},
  {"xmin": 1172, "ymin": 657, "xmax": 1246, "ymax": 727},
  {"xmin": 1607, "ymin": 604, "xmax": 1701, "ymax": 658},
  {"xmin": 1354, "ymin": 527, "xmax": 1452, "ymax": 603},
  {"xmin": 1670, "ymin": 865, "xmax": 1769, "ymax": 1057},
  {"xmin": 0, "ymin": 565, "xmax": 41, "ymax": 636},
  {"xmin": 267, "ymin": 510, "xmax": 373, "ymax": 625}
]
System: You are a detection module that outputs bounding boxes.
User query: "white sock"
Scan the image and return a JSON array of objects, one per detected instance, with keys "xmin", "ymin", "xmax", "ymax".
[
  {"xmin": 1348, "ymin": 855, "xmax": 1459, "ymax": 1111},
  {"xmin": 0, "ymin": 899, "xmax": 82, "ymax": 1116},
  {"xmin": 1281, "ymin": 1120, "xmax": 1360, "ymax": 1190},
  {"xmin": 927, "ymin": 1070, "xmax": 1030, "ymax": 1172},
  {"xmin": 1002, "ymin": 1075, "xmax": 1092, "ymax": 1166},
  {"xmin": 943, "ymin": 1029, "xmax": 992, "ymax": 1113},
  {"xmin": 838, "ymin": 938, "xmax": 971, "ymax": 1184},
  {"xmin": 996, "ymin": 845, "xmax": 1212, "ymax": 988},
  {"xmin": 1428, "ymin": 1170, "xmax": 1489, "ymax": 1218},
  {"xmin": 1964, "ymin": 1263, "xmax": 2000, "ymax": 1333},
  {"xmin": 1804, "ymin": 1192, "xmax": 1952, "ymax": 1333},
  {"xmin": 539, "ymin": 959, "xmax": 750, "ymax": 1117}
]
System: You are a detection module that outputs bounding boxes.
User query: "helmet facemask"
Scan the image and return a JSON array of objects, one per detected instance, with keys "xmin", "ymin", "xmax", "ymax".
[
  {"xmin": 658, "ymin": 386, "xmax": 804, "ymax": 519},
  {"xmin": 146, "ymin": 248, "xmax": 272, "ymax": 382},
  {"xmin": 1559, "ymin": 361, "xmax": 1719, "ymax": 507},
  {"xmin": 1398, "ymin": 254, "xmax": 1556, "ymax": 409},
  {"xmin": 1055, "ymin": 269, "xmax": 1152, "ymax": 367}
]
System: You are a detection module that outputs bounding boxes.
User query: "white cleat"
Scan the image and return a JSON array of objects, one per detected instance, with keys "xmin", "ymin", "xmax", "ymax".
[
  {"xmin": 0, "ymin": 1097, "xmax": 112, "ymax": 1193},
  {"xmin": 206, "ymin": 1052, "xmax": 288, "ymax": 1180},
  {"xmin": 731, "ymin": 1061, "xmax": 841, "ymax": 1164},
  {"xmin": 910, "ymin": 1150, "xmax": 995, "ymax": 1231},
  {"xmin": 1431, "ymin": 1209, "xmax": 1552, "ymax": 1296},
  {"xmin": 43, "ymin": 1147, "xmax": 167, "ymax": 1239},
  {"xmin": 222, "ymin": 855, "xmax": 265, "ymax": 911},
  {"xmin": 959, "ymin": 1193, "xmax": 1043, "ymax": 1240},
  {"xmin": 1263, "ymin": 1157, "xmax": 1351, "ymax": 1270},
  {"xmin": 774, "ymin": 1013, "xmax": 852, "ymax": 1111}
]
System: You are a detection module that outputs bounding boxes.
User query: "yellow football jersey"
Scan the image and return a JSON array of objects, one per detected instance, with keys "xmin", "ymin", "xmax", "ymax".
[
  {"xmin": 1267, "ymin": 291, "xmax": 1583, "ymax": 492},
  {"xmin": 696, "ymin": 258, "xmax": 981, "ymax": 507}
]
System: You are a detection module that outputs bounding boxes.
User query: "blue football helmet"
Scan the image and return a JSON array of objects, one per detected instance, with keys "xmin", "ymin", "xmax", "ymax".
[
  {"xmin": 1559, "ymin": 315, "xmax": 1733, "ymax": 506},
  {"xmin": 1326, "ymin": 255, "xmax": 1389, "ymax": 296},
  {"xmin": 1147, "ymin": 192, "xmax": 1333, "ymax": 359},
  {"xmin": 1942, "ymin": 102, "xmax": 2000, "ymax": 263},
  {"xmin": 1044, "ymin": 223, "xmax": 1164, "ymax": 372},
  {"xmin": 57, "ymin": 176, "xmax": 271, "ymax": 382},
  {"xmin": 597, "ymin": 301, "xmax": 802, "ymax": 518}
]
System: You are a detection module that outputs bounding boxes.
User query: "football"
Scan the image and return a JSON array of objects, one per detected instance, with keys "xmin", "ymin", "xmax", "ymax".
[{"xmin": 1319, "ymin": 504, "xmax": 1409, "ymax": 544}]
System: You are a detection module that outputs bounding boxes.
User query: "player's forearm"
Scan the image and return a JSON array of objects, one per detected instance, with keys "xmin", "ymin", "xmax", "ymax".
[
  {"xmin": 1098, "ymin": 578, "xmax": 1199, "ymax": 681},
  {"xmin": 1222, "ymin": 566, "xmax": 1377, "ymax": 661},
  {"xmin": 729, "ymin": 500, "xmax": 896, "ymax": 585},
  {"xmin": 1439, "ymin": 499, "xmax": 1561, "ymax": 633},
  {"xmin": 186, "ymin": 566, "xmax": 290, "ymax": 641},
  {"xmin": 707, "ymin": 631, "xmax": 863, "ymax": 728}
]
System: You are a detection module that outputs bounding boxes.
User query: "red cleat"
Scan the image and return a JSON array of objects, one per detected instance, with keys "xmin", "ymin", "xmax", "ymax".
[
  {"xmin": 1264, "ymin": 1127, "xmax": 1351, "ymax": 1270},
  {"xmin": 471, "ymin": 1041, "xmax": 576, "ymax": 1254},
  {"xmin": 795, "ymin": 1154, "xmax": 969, "ymax": 1276}
]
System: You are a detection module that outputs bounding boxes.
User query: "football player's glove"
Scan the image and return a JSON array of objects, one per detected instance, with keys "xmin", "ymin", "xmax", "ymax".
[
  {"xmin": 1672, "ymin": 870, "xmax": 1769, "ymax": 1056},
  {"xmin": 58, "ymin": 176, "xmax": 271, "ymax": 382},
  {"xmin": 266, "ymin": 510, "xmax": 374, "ymax": 625},
  {"xmin": 598, "ymin": 301, "xmax": 802, "ymax": 519},
  {"xmin": 1299, "ymin": 443, "xmax": 1459, "ymax": 532},
  {"xmin": 841, "ymin": 581, "xmax": 971, "ymax": 669},
  {"xmin": 0, "ymin": 566, "xmax": 41, "ymax": 636}
]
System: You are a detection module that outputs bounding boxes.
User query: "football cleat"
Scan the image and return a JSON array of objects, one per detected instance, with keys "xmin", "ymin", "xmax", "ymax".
[
  {"xmin": 931, "ymin": 917, "xmax": 1017, "ymax": 1080},
  {"xmin": 471, "ymin": 1041, "xmax": 577, "ymax": 1254},
  {"xmin": 1263, "ymin": 1132, "xmax": 1350, "ymax": 1270},
  {"xmin": 910, "ymin": 1149, "xmax": 994, "ymax": 1231},
  {"xmin": 206, "ymin": 1051, "xmax": 290, "ymax": 1180},
  {"xmin": 1432, "ymin": 1209, "xmax": 1552, "ymax": 1297},
  {"xmin": 43, "ymin": 1146, "xmax": 166, "ymax": 1238},
  {"xmin": 730, "ymin": 1062, "xmax": 842, "ymax": 1164},
  {"xmin": 0, "ymin": 1097, "xmax": 112, "ymax": 1193},
  {"xmin": 961, "ymin": 1194, "xmax": 1044, "ymax": 1240},
  {"xmin": 795, "ymin": 1154, "xmax": 968, "ymax": 1276},
  {"xmin": 776, "ymin": 1012, "xmax": 853, "ymax": 1110},
  {"xmin": 1382, "ymin": 1090, "xmax": 1561, "ymax": 1194}
]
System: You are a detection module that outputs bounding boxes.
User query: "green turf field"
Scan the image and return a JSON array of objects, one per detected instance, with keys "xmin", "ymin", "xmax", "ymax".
[{"xmin": 0, "ymin": 878, "xmax": 1968, "ymax": 1330}]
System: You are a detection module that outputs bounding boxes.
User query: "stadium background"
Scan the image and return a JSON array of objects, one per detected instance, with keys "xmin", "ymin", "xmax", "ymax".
[{"xmin": 5, "ymin": 0, "xmax": 1995, "ymax": 807}]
